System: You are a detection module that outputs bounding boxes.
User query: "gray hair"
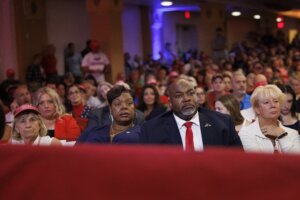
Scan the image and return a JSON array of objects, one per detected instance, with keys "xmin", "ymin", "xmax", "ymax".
[{"xmin": 12, "ymin": 113, "xmax": 47, "ymax": 141}]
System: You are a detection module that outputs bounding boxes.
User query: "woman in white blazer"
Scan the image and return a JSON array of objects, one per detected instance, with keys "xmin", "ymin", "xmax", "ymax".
[{"xmin": 239, "ymin": 85, "xmax": 300, "ymax": 154}]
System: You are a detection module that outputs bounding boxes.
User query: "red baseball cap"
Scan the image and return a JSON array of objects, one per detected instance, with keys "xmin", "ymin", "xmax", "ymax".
[
  {"xmin": 14, "ymin": 104, "xmax": 39, "ymax": 118},
  {"xmin": 169, "ymin": 71, "xmax": 179, "ymax": 77},
  {"xmin": 78, "ymin": 83, "xmax": 88, "ymax": 92},
  {"xmin": 254, "ymin": 81, "xmax": 268, "ymax": 89},
  {"xmin": 90, "ymin": 40, "xmax": 100, "ymax": 51}
]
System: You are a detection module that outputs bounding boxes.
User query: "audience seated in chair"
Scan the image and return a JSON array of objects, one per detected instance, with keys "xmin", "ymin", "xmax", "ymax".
[
  {"xmin": 11, "ymin": 104, "xmax": 61, "ymax": 146},
  {"xmin": 239, "ymin": 85, "xmax": 300, "ymax": 154},
  {"xmin": 77, "ymin": 85, "xmax": 140, "ymax": 144}
]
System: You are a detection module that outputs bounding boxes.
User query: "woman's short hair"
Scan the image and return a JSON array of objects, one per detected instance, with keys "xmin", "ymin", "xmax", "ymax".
[
  {"xmin": 12, "ymin": 112, "xmax": 47, "ymax": 141},
  {"xmin": 250, "ymin": 84, "xmax": 285, "ymax": 109},
  {"xmin": 106, "ymin": 85, "xmax": 134, "ymax": 106},
  {"xmin": 138, "ymin": 84, "xmax": 161, "ymax": 111},
  {"xmin": 217, "ymin": 94, "xmax": 244, "ymax": 126},
  {"xmin": 33, "ymin": 87, "xmax": 66, "ymax": 117},
  {"xmin": 223, "ymin": 73, "xmax": 232, "ymax": 80},
  {"xmin": 211, "ymin": 74, "xmax": 223, "ymax": 83}
]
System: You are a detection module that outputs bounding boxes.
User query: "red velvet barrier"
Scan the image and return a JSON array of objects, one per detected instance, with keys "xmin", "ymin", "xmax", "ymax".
[{"xmin": 0, "ymin": 145, "xmax": 300, "ymax": 199}]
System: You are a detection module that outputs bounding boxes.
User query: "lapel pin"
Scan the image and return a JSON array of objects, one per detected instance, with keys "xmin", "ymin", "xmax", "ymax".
[{"xmin": 204, "ymin": 123, "xmax": 212, "ymax": 127}]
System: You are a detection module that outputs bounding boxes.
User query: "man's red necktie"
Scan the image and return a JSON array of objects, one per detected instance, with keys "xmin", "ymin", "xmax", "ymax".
[{"xmin": 184, "ymin": 122, "xmax": 194, "ymax": 151}]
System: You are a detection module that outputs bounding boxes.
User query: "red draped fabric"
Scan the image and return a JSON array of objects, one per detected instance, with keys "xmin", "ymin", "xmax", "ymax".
[{"xmin": 0, "ymin": 145, "xmax": 299, "ymax": 199}]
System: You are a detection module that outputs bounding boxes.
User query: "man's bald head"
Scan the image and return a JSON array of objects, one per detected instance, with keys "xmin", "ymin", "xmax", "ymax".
[{"xmin": 168, "ymin": 78, "xmax": 198, "ymax": 121}]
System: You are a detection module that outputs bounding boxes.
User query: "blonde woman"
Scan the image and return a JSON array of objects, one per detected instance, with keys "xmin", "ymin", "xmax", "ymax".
[
  {"xmin": 239, "ymin": 85, "xmax": 300, "ymax": 154},
  {"xmin": 11, "ymin": 104, "xmax": 61, "ymax": 145},
  {"xmin": 33, "ymin": 87, "xmax": 81, "ymax": 141}
]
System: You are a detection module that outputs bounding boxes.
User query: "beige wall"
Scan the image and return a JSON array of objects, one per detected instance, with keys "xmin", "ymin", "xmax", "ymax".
[
  {"xmin": 4, "ymin": 0, "xmax": 300, "ymax": 83},
  {"xmin": 226, "ymin": 16, "xmax": 258, "ymax": 49},
  {"xmin": 14, "ymin": 0, "xmax": 48, "ymax": 82},
  {"xmin": 122, "ymin": 4, "xmax": 143, "ymax": 58},
  {"xmin": 46, "ymin": 0, "xmax": 90, "ymax": 75},
  {"xmin": 0, "ymin": 0, "xmax": 17, "ymax": 82},
  {"xmin": 86, "ymin": 0, "xmax": 124, "ymax": 83},
  {"xmin": 162, "ymin": 3, "xmax": 226, "ymax": 55}
]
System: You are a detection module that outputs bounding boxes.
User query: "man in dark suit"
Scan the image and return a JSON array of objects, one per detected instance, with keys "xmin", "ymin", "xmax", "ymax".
[{"xmin": 140, "ymin": 78, "xmax": 242, "ymax": 150}]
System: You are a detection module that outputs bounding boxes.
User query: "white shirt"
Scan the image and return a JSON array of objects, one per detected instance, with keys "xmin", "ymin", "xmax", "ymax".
[
  {"xmin": 12, "ymin": 136, "xmax": 53, "ymax": 146},
  {"xmin": 239, "ymin": 119, "xmax": 300, "ymax": 154},
  {"xmin": 81, "ymin": 52, "xmax": 110, "ymax": 83},
  {"xmin": 241, "ymin": 107, "xmax": 256, "ymax": 127},
  {"xmin": 5, "ymin": 111, "xmax": 14, "ymax": 127},
  {"xmin": 173, "ymin": 112, "xmax": 203, "ymax": 151},
  {"xmin": 86, "ymin": 96, "xmax": 102, "ymax": 109}
]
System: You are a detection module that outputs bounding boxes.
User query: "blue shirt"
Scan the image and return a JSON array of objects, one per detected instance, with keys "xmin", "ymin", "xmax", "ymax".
[{"xmin": 240, "ymin": 94, "xmax": 251, "ymax": 110}]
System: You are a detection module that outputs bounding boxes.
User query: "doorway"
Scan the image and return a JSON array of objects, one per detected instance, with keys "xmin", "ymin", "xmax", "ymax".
[{"xmin": 176, "ymin": 24, "xmax": 198, "ymax": 54}]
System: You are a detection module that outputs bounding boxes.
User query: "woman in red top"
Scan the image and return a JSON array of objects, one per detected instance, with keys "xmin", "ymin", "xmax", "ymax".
[
  {"xmin": 66, "ymin": 84, "xmax": 91, "ymax": 132},
  {"xmin": 33, "ymin": 87, "xmax": 81, "ymax": 141}
]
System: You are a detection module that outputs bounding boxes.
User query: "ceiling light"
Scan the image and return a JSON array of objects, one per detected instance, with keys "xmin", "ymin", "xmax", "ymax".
[
  {"xmin": 254, "ymin": 14, "xmax": 261, "ymax": 19},
  {"xmin": 231, "ymin": 11, "xmax": 241, "ymax": 16},
  {"xmin": 276, "ymin": 17, "xmax": 283, "ymax": 22},
  {"xmin": 161, "ymin": 1, "xmax": 173, "ymax": 7}
]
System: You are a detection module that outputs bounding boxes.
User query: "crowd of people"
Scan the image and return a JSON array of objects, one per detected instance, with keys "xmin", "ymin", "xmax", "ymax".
[{"xmin": 1, "ymin": 29, "xmax": 300, "ymax": 154}]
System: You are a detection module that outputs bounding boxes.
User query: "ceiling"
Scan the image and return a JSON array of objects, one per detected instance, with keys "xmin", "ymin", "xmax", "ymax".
[{"xmin": 124, "ymin": 0, "xmax": 300, "ymax": 18}]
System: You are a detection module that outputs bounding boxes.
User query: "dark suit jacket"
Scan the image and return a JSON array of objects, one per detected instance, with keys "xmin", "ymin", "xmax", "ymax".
[
  {"xmin": 76, "ymin": 124, "xmax": 140, "ymax": 144},
  {"xmin": 85, "ymin": 106, "xmax": 145, "ymax": 130},
  {"xmin": 144, "ymin": 106, "xmax": 167, "ymax": 121},
  {"xmin": 140, "ymin": 108, "xmax": 242, "ymax": 147}
]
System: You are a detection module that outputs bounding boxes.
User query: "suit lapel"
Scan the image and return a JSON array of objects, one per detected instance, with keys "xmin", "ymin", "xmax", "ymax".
[
  {"xmin": 199, "ymin": 111, "xmax": 215, "ymax": 145},
  {"xmin": 102, "ymin": 107, "xmax": 112, "ymax": 126},
  {"xmin": 166, "ymin": 115, "xmax": 182, "ymax": 144}
]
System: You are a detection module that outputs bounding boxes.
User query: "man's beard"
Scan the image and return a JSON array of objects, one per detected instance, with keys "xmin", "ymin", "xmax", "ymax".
[{"xmin": 182, "ymin": 107, "xmax": 197, "ymax": 116}]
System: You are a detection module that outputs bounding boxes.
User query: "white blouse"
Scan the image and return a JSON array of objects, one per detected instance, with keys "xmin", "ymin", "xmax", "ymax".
[
  {"xmin": 12, "ymin": 136, "xmax": 53, "ymax": 146},
  {"xmin": 239, "ymin": 119, "xmax": 300, "ymax": 154}
]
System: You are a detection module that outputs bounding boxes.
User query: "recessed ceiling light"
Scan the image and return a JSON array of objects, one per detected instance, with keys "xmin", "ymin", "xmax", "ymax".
[
  {"xmin": 161, "ymin": 1, "xmax": 173, "ymax": 7},
  {"xmin": 231, "ymin": 11, "xmax": 241, "ymax": 16},
  {"xmin": 276, "ymin": 17, "xmax": 283, "ymax": 22},
  {"xmin": 254, "ymin": 14, "xmax": 261, "ymax": 19}
]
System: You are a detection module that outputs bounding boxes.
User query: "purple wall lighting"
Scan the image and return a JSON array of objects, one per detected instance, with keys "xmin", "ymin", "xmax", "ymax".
[{"xmin": 151, "ymin": 5, "xmax": 200, "ymax": 60}]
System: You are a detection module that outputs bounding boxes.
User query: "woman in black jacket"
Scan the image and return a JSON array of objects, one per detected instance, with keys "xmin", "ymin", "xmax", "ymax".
[{"xmin": 138, "ymin": 84, "xmax": 167, "ymax": 121}]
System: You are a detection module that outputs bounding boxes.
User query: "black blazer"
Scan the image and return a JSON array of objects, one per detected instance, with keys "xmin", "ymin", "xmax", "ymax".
[
  {"xmin": 78, "ymin": 106, "xmax": 145, "ymax": 143},
  {"xmin": 76, "ymin": 124, "xmax": 140, "ymax": 144},
  {"xmin": 144, "ymin": 106, "xmax": 167, "ymax": 121},
  {"xmin": 140, "ymin": 108, "xmax": 242, "ymax": 147}
]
